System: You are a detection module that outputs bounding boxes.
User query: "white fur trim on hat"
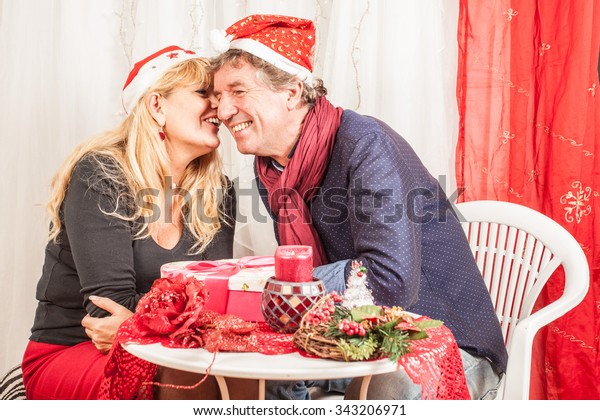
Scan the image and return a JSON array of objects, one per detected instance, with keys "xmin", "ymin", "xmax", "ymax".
[
  {"xmin": 231, "ymin": 38, "xmax": 314, "ymax": 84},
  {"xmin": 215, "ymin": 37, "xmax": 314, "ymax": 84},
  {"xmin": 122, "ymin": 48, "xmax": 198, "ymax": 114}
]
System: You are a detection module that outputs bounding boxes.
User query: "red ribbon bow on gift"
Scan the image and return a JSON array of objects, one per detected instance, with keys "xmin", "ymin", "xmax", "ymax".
[{"xmin": 185, "ymin": 256, "xmax": 275, "ymax": 278}]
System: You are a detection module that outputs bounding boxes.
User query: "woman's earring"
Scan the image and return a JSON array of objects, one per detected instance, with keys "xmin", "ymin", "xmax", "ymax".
[{"xmin": 159, "ymin": 125, "xmax": 166, "ymax": 141}]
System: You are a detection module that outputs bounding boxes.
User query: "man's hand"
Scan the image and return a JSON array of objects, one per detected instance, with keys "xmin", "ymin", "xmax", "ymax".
[{"xmin": 82, "ymin": 296, "xmax": 134, "ymax": 354}]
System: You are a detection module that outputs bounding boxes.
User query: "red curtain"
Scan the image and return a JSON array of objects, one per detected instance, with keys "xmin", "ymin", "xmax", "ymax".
[{"xmin": 456, "ymin": 0, "xmax": 599, "ymax": 399}]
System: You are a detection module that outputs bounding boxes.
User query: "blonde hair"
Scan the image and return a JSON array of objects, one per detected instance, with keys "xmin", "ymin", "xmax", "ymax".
[{"xmin": 47, "ymin": 58, "xmax": 230, "ymax": 254}]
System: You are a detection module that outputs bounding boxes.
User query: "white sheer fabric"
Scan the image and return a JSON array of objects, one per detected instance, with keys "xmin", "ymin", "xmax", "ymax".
[{"xmin": 0, "ymin": 0, "xmax": 459, "ymax": 373}]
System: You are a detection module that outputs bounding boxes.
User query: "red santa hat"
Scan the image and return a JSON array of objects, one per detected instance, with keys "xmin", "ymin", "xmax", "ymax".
[
  {"xmin": 210, "ymin": 14, "xmax": 315, "ymax": 84},
  {"xmin": 121, "ymin": 45, "xmax": 197, "ymax": 114}
]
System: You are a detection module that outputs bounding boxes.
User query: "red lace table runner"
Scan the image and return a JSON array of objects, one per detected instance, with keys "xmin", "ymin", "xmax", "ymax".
[{"xmin": 398, "ymin": 322, "xmax": 470, "ymax": 399}]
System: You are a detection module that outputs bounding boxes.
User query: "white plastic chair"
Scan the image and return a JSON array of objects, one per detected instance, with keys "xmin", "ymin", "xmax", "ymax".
[{"xmin": 455, "ymin": 200, "xmax": 589, "ymax": 399}]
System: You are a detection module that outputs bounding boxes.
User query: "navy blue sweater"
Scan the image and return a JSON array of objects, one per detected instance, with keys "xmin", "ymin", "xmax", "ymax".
[{"xmin": 257, "ymin": 109, "xmax": 508, "ymax": 374}]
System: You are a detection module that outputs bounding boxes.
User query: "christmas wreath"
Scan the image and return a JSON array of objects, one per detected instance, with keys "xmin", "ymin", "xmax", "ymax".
[{"xmin": 293, "ymin": 261, "xmax": 443, "ymax": 362}]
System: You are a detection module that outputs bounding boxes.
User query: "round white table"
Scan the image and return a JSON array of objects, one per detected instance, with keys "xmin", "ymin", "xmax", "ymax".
[{"xmin": 123, "ymin": 342, "xmax": 400, "ymax": 399}]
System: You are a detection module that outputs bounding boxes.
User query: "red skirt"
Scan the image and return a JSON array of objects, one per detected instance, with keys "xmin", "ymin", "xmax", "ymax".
[{"xmin": 22, "ymin": 340, "xmax": 107, "ymax": 399}]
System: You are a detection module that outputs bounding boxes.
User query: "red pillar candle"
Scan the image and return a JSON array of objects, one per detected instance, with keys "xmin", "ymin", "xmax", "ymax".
[{"xmin": 274, "ymin": 245, "xmax": 314, "ymax": 282}]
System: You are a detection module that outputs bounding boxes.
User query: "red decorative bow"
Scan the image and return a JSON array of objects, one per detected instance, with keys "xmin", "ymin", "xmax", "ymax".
[{"xmin": 185, "ymin": 256, "xmax": 275, "ymax": 278}]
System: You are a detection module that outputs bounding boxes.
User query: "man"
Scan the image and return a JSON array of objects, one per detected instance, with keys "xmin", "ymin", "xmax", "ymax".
[{"xmin": 210, "ymin": 14, "xmax": 507, "ymax": 400}]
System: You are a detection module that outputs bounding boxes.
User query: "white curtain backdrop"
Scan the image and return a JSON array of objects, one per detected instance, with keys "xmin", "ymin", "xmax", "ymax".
[{"xmin": 0, "ymin": 0, "xmax": 459, "ymax": 373}]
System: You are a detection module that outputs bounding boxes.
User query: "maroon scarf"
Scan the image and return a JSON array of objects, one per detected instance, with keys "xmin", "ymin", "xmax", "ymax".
[{"xmin": 256, "ymin": 97, "xmax": 343, "ymax": 267}]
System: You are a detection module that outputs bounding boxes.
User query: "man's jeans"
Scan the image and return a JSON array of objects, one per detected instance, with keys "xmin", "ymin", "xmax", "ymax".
[
  {"xmin": 265, "ymin": 377, "xmax": 351, "ymax": 400},
  {"xmin": 266, "ymin": 349, "xmax": 502, "ymax": 400}
]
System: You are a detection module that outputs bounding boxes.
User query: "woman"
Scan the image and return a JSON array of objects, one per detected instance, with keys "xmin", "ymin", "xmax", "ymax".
[{"xmin": 21, "ymin": 46, "xmax": 235, "ymax": 399}]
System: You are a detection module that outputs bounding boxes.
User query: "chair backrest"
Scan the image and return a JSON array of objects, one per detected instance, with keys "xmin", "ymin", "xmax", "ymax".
[
  {"xmin": 454, "ymin": 200, "xmax": 589, "ymax": 400},
  {"xmin": 0, "ymin": 364, "xmax": 25, "ymax": 400}
]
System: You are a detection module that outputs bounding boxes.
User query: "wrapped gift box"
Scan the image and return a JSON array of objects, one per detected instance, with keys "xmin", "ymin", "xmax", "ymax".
[
  {"xmin": 226, "ymin": 265, "xmax": 275, "ymax": 322},
  {"xmin": 160, "ymin": 259, "xmax": 235, "ymax": 314},
  {"xmin": 160, "ymin": 256, "xmax": 274, "ymax": 320}
]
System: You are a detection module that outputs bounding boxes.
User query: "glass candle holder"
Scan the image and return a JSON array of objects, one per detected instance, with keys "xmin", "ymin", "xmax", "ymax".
[{"xmin": 261, "ymin": 277, "xmax": 326, "ymax": 333}]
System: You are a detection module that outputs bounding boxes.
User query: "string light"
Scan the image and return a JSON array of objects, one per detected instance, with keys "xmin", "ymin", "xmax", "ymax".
[
  {"xmin": 313, "ymin": 0, "xmax": 329, "ymax": 76},
  {"xmin": 115, "ymin": 0, "xmax": 138, "ymax": 69},
  {"xmin": 351, "ymin": 0, "xmax": 370, "ymax": 110},
  {"xmin": 188, "ymin": 0, "xmax": 205, "ymax": 52}
]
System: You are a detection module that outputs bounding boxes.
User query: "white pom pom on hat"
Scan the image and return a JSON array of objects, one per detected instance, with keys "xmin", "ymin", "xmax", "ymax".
[
  {"xmin": 121, "ymin": 45, "xmax": 198, "ymax": 114},
  {"xmin": 210, "ymin": 29, "xmax": 232, "ymax": 54}
]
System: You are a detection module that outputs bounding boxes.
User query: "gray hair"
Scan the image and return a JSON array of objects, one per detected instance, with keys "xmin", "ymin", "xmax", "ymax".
[{"xmin": 210, "ymin": 49, "xmax": 327, "ymax": 107}]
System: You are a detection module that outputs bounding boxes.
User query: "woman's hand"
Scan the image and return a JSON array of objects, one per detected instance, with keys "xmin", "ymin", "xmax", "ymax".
[{"xmin": 81, "ymin": 295, "xmax": 134, "ymax": 354}]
